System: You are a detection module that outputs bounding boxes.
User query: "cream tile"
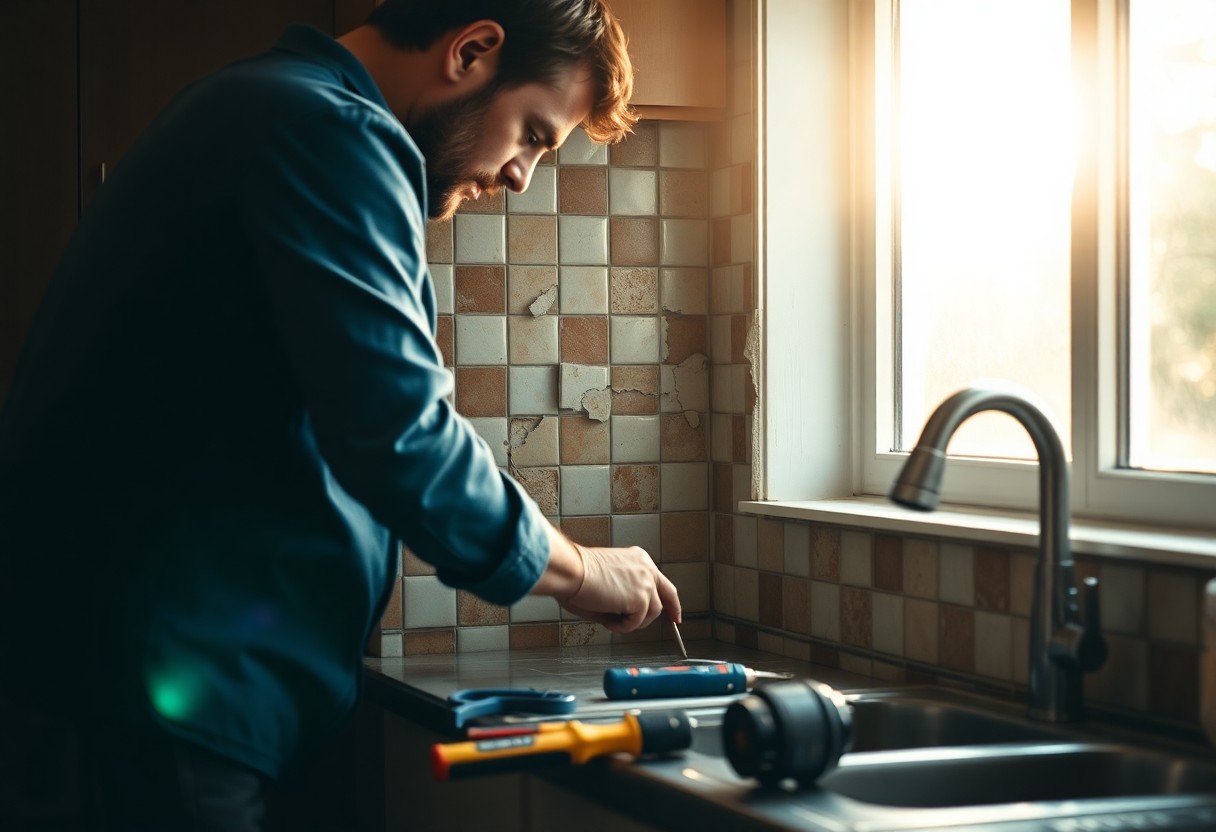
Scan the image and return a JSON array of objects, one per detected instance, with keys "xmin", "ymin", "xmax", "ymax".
[
  {"xmin": 559, "ymin": 363, "xmax": 609, "ymax": 412},
  {"xmin": 467, "ymin": 417, "xmax": 508, "ymax": 466},
  {"xmin": 872, "ymin": 592, "xmax": 904, "ymax": 657},
  {"xmin": 457, "ymin": 626, "xmax": 509, "ymax": 653},
  {"xmin": 558, "ymin": 216, "xmax": 608, "ymax": 265},
  {"xmin": 508, "ymin": 366, "xmax": 558, "ymax": 414},
  {"xmin": 659, "ymin": 122, "xmax": 707, "ymax": 169},
  {"xmin": 608, "ymin": 168, "xmax": 657, "ymax": 216},
  {"xmin": 560, "ymin": 464, "xmax": 611, "ymax": 515},
  {"xmin": 660, "ymin": 462, "xmax": 708, "ymax": 511},
  {"xmin": 508, "ymin": 266, "xmax": 558, "ymax": 316},
  {"xmin": 611, "ymin": 415, "xmax": 661, "ymax": 463},
  {"xmin": 733, "ymin": 515, "xmax": 758, "ymax": 568},
  {"xmin": 612, "ymin": 513, "xmax": 661, "ymax": 558},
  {"xmin": 610, "ymin": 316, "xmax": 660, "ymax": 364},
  {"xmin": 974, "ymin": 611, "xmax": 1014, "ymax": 681},
  {"xmin": 454, "ymin": 214, "xmax": 505, "ymax": 264},
  {"xmin": 903, "ymin": 537, "xmax": 939, "ymax": 600},
  {"xmin": 455, "ymin": 315, "xmax": 507, "ymax": 365},
  {"xmin": 508, "ymin": 165, "xmax": 556, "ymax": 213},
  {"xmin": 430, "ymin": 264, "xmax": 454, "ymax": 314},
  {"xmin": 839, "ymin": 531, "xmax": 872, "ymax": 587},
  {"xmin": 660, "ymin": 355, "xmax": 710, "ymax": 413},
  {"xmin": 939, "ymin": 543, "xmax": 975, "ymax": 605},
  {"xmin": 559, "ymin": 266, "xmax": 609, "ymax": 314},
  {"xmin": 508, "ymin": 315, "xmax": 559, "ymax": 364},
  {"xmin": 904, "ymin": 598, "xmax": 939, "ymax": 664},
  {"xmin": 660, "ymin": 219, "xmax": 709, "ymax": 267},
  {"xmin": 783, "ymin": 522, "xmax": 811, "ymax": 577},
  {"xmin": 511, "ymin": 594, "xmax": 561, "ymax": 623},
  {"xmin": 403, "ymin": 576, "xmax": 456, "ymax": 628},
  {"xmin": 810, "ymin": 581, "xmax": 841, "ymax": 641},
  {"xmin": 509, "ymin": 416, "xmax": 559, "ymax": 467},
  {"xmin": 660, "ymin": 268, "xmax": 709, "ymax": 315},
  {"xmin": 558, "ymin": 127, "xmax": 608, "ymax": 165}
]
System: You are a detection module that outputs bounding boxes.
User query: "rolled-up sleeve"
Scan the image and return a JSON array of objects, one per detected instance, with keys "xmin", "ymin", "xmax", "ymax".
[{"xmin": 241, "ymin": 104, "xmax": 548, "ymax": 605}]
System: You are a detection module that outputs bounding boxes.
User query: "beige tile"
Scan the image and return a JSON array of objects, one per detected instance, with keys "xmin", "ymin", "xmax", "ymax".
[
  {"xmin": 1010, "ymin": 550, "xmax": 1036, "ymax": 616},
  {"xmin": 455, "ymin": 367, "xmax": 506, "ymax": 416},
  {"xmin": 611, "ymin": 365, "xmax": 660, "ymax": 415},
  {"xmin": 659, "ymin": 170, "xmax": 708, "ymax": 218},
  {"xmin": 841, "ymin": 587, "xmax": 872, "ymax": 648},
  {"xmin": 610, "ymin": 267, "xmax": 659, "ymax": 313},
  {"xmin": 759, "ymin": 571, "xmax": 783, "ymax": 627},
  {"xmin": 609, "ymin": 217, "xmax": 659, "ymax": 266},
  {"xmin": 426, "ymin": 218, "xmax": 453, "ymax": 263},
  {"xmin": 513, "ymin": 467, "xmax": 559, "ymax": 515},
  {"xmin": 903, "ymin": 538, "xmax": 938, "ymax": 600},
  {"xmin": 507, "ymin": 214, "xmax": 558, "ymax": 265},
  {"xmin": 608, "ymin": 168, "xmax": 657, "ymax": 216},
  {"xmin": 562, "ymin": 621, "xmax": 610, "ymax": 647},
  {"xmin": 508, "ymin": 315, "xmax": 559, "ymax": 365},
  {"xmin": 810, "ymin": 526, "xmax": 840, "ymax": 581},
  {"xmin": 562, "ymin": 516, "xmax": 612, "ymax": 547},
  {"xmin": 457, "ymin": 590, "xmax": 508, "ymax": 626},
  {"xmin": 507, "ymin": 265, "xmax": 558, "ymax": 315},
  {"xmin": 782, "ymin": 576, "xmax": 811, "ymax": 635},
  {"xmin": 660, "ymin": 413, "xmax": 706, "ymax": 462},
  {"xmin": 1094, "ymin": 633, "xmax": 1149, "ymax": 711},
  {"xmin": 559, "ymin": 316, "xmax": 609, "ymax": 364},
  {"xmin": 401, "ymin": 544, "xmax": 435, "ymax": 576},
  {"xmin": 660, "ymin": 511, "xmax": 708, "ymax": 562},
  {"xmin": 904, "ymin": 599, "xmax": 939, "ymax": 664},
  {"xmin": 873, "ymin": 535, "xmax": 903, "ymax": 592},
  {"xmin": 454, "ymin": 265, "xmax": 506, "ymax": 313},
  {"xmin": 379, "ymin": 578, "xmax": 403, "ymax": 630},
  {"xmin": 758, "ymin": 518, "xmax": 784, "ymax": 573},
  {"xmin": 509, "ymin": 415, "xmax": 559, "ymax": 467},
  {"xmin": 610, "ymin": 464, "xmax": 659, "ymax": 513},
  {"xmin": 403, "ymin": 629, "xmax": 455, "ymax": 655},
  {"xmin": 663, "ymin": 315, "xmax": 708, "ymax": 364},
  {"xmin": 558, "ymin": 166, "xmax": 608, "ymax": 214},
  {"xmin": 839, "ymin": 531, "xmax": 872, "ymax": 587},
  {"xmin": 456, "ymin": 188, "xmax": 505, "ymax": 214},
  {"xmin": 871, "ymin": 592, "xmax": 904, "ymax": 657},
  {"xmin": 559, "ymin": 415, "xmax": 610, "ymax": 465},
  {"xmin": 735, "ymin": 567, "xmax": 759, "ymax": 622},
  {"xmin": 974, "ymin": 611, "xmax": 1013, "ymax": 681},
  {"xmin": 610, "ymin": 121, "xmax": 659, "ymax": 166},
  {"xmin": 810, "ymin": 581, "xmax": 840, "ymax": 641},
  {"xmin": 510, "ymin": 623, "xmax": 560, "ymax": 650},
  {"xmin": 938, "ymin": 543, "xmax": 975, "ymax": 606}
]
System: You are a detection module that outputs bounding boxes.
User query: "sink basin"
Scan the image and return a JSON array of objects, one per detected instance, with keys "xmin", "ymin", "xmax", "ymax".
[
  {"xmin": 848, "ymin": 694, "xmax": 1068, "ymax": 751},
  {"xmin": 823, "ymin": 742, "xmax": 1216, "ymax": 807}
]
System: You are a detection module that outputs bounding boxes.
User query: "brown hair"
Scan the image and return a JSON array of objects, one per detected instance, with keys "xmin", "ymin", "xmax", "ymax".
[{"xmin": 366, "ymin": 0, "xmax": 637, "ymax": 143}]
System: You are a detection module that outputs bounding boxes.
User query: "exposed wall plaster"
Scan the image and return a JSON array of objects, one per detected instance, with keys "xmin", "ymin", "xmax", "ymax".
[
  {"xmin": 744, "ymin": 312, "xmax": 763, "ymax": 500},
  {"xmin": 662, "ymin": 353, "xmax": 709, "ymax": 412},
  {"xmin": 559, "ymin": 363, "xmax": 611, "ymax": 422},
  {"xmin": 528, "ymin": 285, "xmax": 558, "ymax": 317}
]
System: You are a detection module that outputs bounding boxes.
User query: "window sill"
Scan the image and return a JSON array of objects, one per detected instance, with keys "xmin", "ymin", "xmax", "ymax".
[{"xmin": 738, "ymin": 497, "xmax": 1216, "ymax": 569}]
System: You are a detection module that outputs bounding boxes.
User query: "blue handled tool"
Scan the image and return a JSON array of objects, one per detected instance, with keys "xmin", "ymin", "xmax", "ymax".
[
  {"xmin": 603, "ymin": 663, "xmax": 794, "ymax": 700},
  {"xmin": 448, "ymin": 688, "xmax": 578, "ymax": 730}
]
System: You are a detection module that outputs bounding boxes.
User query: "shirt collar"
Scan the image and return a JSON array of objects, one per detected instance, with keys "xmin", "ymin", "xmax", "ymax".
[{"xmin": 272, "ymin": 24, "xmax": 393, "ymax": 117}]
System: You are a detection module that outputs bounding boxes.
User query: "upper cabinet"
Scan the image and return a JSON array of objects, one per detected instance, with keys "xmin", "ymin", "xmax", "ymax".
[{"xmin": 607, "ymin": 0, "xmax": 728, "ymax": 121}]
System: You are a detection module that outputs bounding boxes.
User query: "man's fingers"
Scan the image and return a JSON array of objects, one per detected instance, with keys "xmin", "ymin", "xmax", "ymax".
[{"xmin": 656, "ymin": 570, "xmax": 682, "ymax": 624}]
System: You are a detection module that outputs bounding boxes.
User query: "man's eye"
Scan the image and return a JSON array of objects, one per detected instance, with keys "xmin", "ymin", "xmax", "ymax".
[{"xmin": 527, "ymin": 132, "xmax": 539, "ymax": 146}]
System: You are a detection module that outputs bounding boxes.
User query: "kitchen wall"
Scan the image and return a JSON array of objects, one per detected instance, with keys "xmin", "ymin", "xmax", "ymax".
[{"xmin": 376, "ymin": 0, "xmax": 1213, "ymax": 735}]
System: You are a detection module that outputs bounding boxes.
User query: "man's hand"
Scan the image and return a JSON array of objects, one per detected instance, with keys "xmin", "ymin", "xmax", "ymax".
[{"xmin": 531, "ymin": 524, "xmax": 681, "ymax": 633}]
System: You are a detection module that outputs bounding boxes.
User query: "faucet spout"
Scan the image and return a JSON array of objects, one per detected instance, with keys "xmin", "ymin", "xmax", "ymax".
[{"xmin": 888, "ymin": 382, "xmax": 1106, "ymax": 722}]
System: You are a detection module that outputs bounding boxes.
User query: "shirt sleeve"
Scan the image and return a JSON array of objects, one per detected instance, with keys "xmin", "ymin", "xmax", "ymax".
[{"xmin": 240, "ymin": 103, "xmax": 549, "ymax": 606}]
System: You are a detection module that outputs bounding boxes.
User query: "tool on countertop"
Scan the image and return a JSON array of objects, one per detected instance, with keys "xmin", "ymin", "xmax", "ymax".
[
  {"xmin": 603, "ymin": 663, "xmax": 796, "ymax": 700},
  {"xmin": 431, "ymin": 709, "xmax": 692, "ymax": 781},
  {"xmin": 448, "ymin": 688, "xmax": 577, "ymax": 730},
  {"xmin": 671, "ymin": 620, "xmax": 688, "ymax": 660}
]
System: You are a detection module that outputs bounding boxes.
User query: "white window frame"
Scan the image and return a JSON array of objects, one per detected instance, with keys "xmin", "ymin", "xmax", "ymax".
[{"xmin": 756, "ymin": 0, "xmax": 1216, "ymax": 533}]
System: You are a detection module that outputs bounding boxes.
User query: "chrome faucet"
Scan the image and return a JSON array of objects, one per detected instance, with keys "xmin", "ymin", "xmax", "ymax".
[{"xmin": 889, "ymin": 383, "xmax": 1107, "ymax": 722}]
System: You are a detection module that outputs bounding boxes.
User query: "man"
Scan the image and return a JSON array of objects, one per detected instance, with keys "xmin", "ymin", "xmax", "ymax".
[{"xmin": 0, "ymin": 1, "xmax": 680, "ymax": 828}]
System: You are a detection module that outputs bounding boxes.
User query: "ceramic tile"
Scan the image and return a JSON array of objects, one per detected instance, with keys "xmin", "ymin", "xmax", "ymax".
[
  {"xmin": 562, "ymin": 621, "xmax": 612, "ymax": 647},
  {"xmin": 973, "ymin": 547, "xmax": 1011, "ymax": 612},
  {"xmin": 902, "ymin": 538, "xmax": 938, "ymax": 600},
  {"xmin": 509, "ymin": 416, "xmax": 559, "ymax": 467},
  {"xmin": 938, "ymin": 543, "xmax": 975, "ymax": 606},
  {"xmin": 427, "ymin": 218, "xmax": 453, "ymax": 263},
  {"xmin": 660, "ymin": 413, "xmax": 706, "ymax": 462},
  {"xmin": 454, "ymin": 214, "xmax": 506, "ymax": 264},
  {"xmin": 730, "ymin": 314, "xmax": 750, "ymax": 363},
  {"xmin": 660, "ymin": 268, "xmax": 709, "ymax": 315},
  {"xmin": 974, "ymin": 611, "xmax": 1013, "ymax": 681},
  {"xmin": 609, "ymin": 267, "xmax": 658, "ymax": 314},
  {"xmin": 810, "ymin": 526, "xmax": 840, "ymax": 581},
  {"xmin": 663, "ymin": 315, "xmax": 708, "ymax": 364},
  {"xmin": 559, "ymin": 266, "xmax": 609, "ymax": 314},
  {"xmin": 731, "ymin": 112, "xmax": 752, "ymax": 165},
  {"xmin": 660, "ymin": 462, "xmax": 708, "ymax": 511},
  {"xmin": 712, "ymin": 217, "xmax": 732, "ymax": 266},
  {"xmin": 457, "ymin": 188, "xmax": 505, "ymax": 214},
  {"xmin": 559, "ymin": 166, "xmax": 608, "ymax": 215},
  {"xmin": 714, "ymin": 564, "xmax": 737, "ymax": 616},
  {"xmin": 562, "ymin": 516, "xmax": 611, "ymax": 548},
  {"xmin": 811, "ymin": 581, "xmax": 841, "ymax": 641},
  {"xmin": 559, "ymin": 316, "xmax": 609, "ymax": 364},
  {"xmin": 659, "ymin": 170, "xmax": 708, "ymax": 218},
  {"xmin": 454, "ymin": 265, "xmax": 504, "ymax": 314},
  {"xmin": 659, "ymin": 122, "xmax": 708, "ymax": 169},
  {"xmin": 712, "ymin": 462, "xmax": 734, "ymax": 514},
  {"xmin": 610, "ymin": 414, "xmax": 660, "ymax": 464},
  {"xmin": 732, "ymin": 463, "xmax": 752, "ymax": 507},
  {"xmin": 1098, "ymin": 563, "xmax": 1145, "ymax": 635},
  {"xmin": 609, "ymin": 122, "xmax": 659, "ymax": 166},
  {"xmin": 513, "ymin": 467, "xmax": 559, "ymax": 515},
  {"xmin": 457, "ymin": 591, "xmax": 508, "ymax": 627},
  {"xmin": 939, "ymin": 605, "xmax": 975, "ymax": 672},
  {"xmin": 609, "ymin": 218, "xmax": 659, "ymax": 266},
  {"xmin": 758, "ymin": 571, "xmax": 783, "ymax": 627},
  {"xmin": 508, "ymin": 165, "xmax": 556, "ymax": 213},
  {"xmin": 457, "ymin": 626, "xmax": 510, "ymax": 653},
  {"xmin": 1094, "ymin": 633, "xmax": 1149, "ymax": 710},
  {"xmin": 731, "ymin": 415, "xmax": 750, "ymax": 464},
  {"xmin": 558, "ymin": 216, "xmax": 608, "ymax": 265},
  {"xmin": 508, "ymin": 315, "xmax": 559, "ymax": 364},
  {"xmin": 757, "ymin": 519, "xmax": 783, "ymax": 573},
  {"xmin": 560, "ymin": 415, "xmax": 610, "ymax": 464},
  {"xmin": 510, "ymin": 594, "xmax": 560, "ymax": 623},
  {"xmin": 403, "ymin": 576, "xmax": 456, "ymax": 628},
  {"xmin": 710, "ymin": 316, "xmax": 732, "ymax": 364},
  {"xmin": 557, "ymin": 127, "xmax": 608, "ymax": 165},
  {"xmin": 1010, "ymin": 550, "xmax": 1036, "ymax": 617},
  {"xmin": 660, "ymin": 511, "xmax": 706, "ymax": 562},
  {"xmin": 611, "ymin": 465, "xmax": 659, "ymax": 513},
  {"xmin": 1149, "ymin": 642, "xmax": 1200, "ymax": 722},
  {"xmin": 1147, "ymin": 571, "xmax": 1199, "ymax": 645},
  {"xmin": 378, "ymin": 578, "xmax": 403, "ymax": 630},
  {"xmin": 508, "ymin": 366, "xmax": 558, "ymax": 414},
  {"xmin": 612, "ymin": 512, "xmax": 661, "ymax": 558},
  {"xmin": 841, "ymin": 587, "xmax": 872, "ymax": 648},
  {"xmin": 610, "ymin": 316, "xmax": 660, "ymax": 364},
  {"xmin": 730, "ymin": 213, "xmax": 752, "ymax": 263},
  {"xmin": 872, "ymin": 535, "xmax": 903, "ymax": 592},
  {"xmin": 455, "ymin": 315, "xmax": 507, "ymax": 365},
  {"xmin": 781, "ymin": 577, "xmax": 810, "ymax": 635},
  {"xmin": 734, "ymin": 567, "xmax": 759, "ymax": 622},
  {"xmin": 467, "ymin": 417, "xmax": 508, "ymax": 466},
  {"xmin": 455, "ymin": 367, "xmax": 506, "ymax": 416},
  {"xmin": 783, "ymin": 523, "xmax": 811, "ymax": 577},
  {"xmin": 871, "ymin": 592, "xmax": 904, "ymax": 657},
  {"xmin": 401, "ymin": 544, "xmax": 435, "ymax": 576},
  {"xmin": 559, "ymin": 363, "xmax": 609, "ymax": 412},
  {"xmin": 661, "ymin": 219, "xmax": 708, "ymax": 267},
  {"xmin": 508, "ymin": 214, "xmax": 558, "ymax": 264},
  {"xmin": 608, "ymin": 168, "xmax": 657, "ymax": 216},
  {"xmin": 661, "ymin": 356, "xmax": 710, "ymax": 413},
  {"xmin": 710, "ymin": 168, "xmax": 731, "ymax": 218},
  {"xmin": 839, "ymin": 531, "xmax": 872, "ymax": 587},
  {"xmin": 904, "ymin": 598, "xmax": 939, "ymax": 664},
  {"xmin": 510, "ymin": 624, "xmax": 560, "ymax": 650},
  {"xmin": 560, "ymin": 464, "xmax": 611, "ymax": 515},
  {"xmin": 403, "ymin": 630, "xmax": 454, "ymax": 656},
  {"xmin": 711, "ymin": 413, "xmax": 732, "ymax": 462},
  {"xmin": 663, "ymin": 562, "xmax": 710, "ymax": 612},
  {"xmin": 508, "ymin": 266, "xmax": 559, "ymax": 315},
  {"xmin": 733, "ymin": 515, "xmax": 757, "ymax": 569},
  {"xmin": 430, "ymin": 264, "xmax": 454, "ymax": 314},
  {"xmin": 368, "ymin": 632, "xmax": 402, "ymax": 658},
  {"xmin": 611, "ymin": 365, "xmax": 660, "ymax": 415},
  {"xmin": 434, "ymin": 316, "xmax": 453, "ymax": 366}
]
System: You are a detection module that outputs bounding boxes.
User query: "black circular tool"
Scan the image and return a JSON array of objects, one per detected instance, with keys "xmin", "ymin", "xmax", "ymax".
[{"xmin": 722, "ymin": 679, "xmax": 853, "ymax": 788}]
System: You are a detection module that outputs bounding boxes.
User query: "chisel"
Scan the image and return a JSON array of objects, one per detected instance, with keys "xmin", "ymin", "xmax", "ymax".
[
  {"xmin": 431, "ymin": 709, "xmax": 692, "ymax": 781},
  {"xmin": 603, "ymin": 662, "xmax": 794, "ymax": 700}
]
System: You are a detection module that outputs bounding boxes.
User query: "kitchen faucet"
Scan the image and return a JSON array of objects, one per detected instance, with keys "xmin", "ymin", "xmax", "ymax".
[{"xmin": 888, "ymin": 383, "xmax": 1107, "ymax": 722}]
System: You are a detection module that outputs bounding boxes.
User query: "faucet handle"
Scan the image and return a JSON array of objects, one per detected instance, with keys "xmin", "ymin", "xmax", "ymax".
[{"xmin": 1077, "ymin": 577, "xmax": 1108, "ymax": 672}]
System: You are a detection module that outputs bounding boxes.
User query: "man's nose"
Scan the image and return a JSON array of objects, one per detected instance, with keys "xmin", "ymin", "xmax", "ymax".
[{"xmin": 503, "ymin": 155, "xmax": 539, "ymax": 194}]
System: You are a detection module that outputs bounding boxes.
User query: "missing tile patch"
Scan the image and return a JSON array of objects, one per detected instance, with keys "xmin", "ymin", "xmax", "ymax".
[
  {"xmin": 581, "ymin": 388, "xmax": 612, "ymax": 422},
  {"xmin": 559, "ymin": 363, "xmax": 611, "ymax": 422},
  {"xmin": 662, "ymin": 353, "xmax": 709, "ymax": 412},
  {"xmin": 509, "ymin": 416, "xmax": 544, "ymax": 449}
]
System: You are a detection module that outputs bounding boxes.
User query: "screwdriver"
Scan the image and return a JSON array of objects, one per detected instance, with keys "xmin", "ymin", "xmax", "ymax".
[
  {"xmin": 603, "ymin": 663, "xmax": 795, "ymax": 700},
  {"xmin": 431, "ymin": 709, "xmax": 691, "ymax": 781}
]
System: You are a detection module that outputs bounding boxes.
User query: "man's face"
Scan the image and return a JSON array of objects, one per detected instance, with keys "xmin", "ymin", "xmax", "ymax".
[{"xmin": 409, "ymin": 63, "xmax": 596, "ymax": 220}]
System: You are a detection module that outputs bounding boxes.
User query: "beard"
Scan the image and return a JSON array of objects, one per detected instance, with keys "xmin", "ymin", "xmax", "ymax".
[{"xmin": 408, "ymin": 82, "xmax": 502, "ymax": 220}]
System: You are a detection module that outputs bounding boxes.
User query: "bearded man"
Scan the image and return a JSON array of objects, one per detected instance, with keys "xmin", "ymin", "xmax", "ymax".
[{"xmin": 0, "ymin": 2, "xmax": 681, "ymax": 828}]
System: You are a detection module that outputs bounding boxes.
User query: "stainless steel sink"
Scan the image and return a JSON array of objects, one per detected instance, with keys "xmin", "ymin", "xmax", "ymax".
[{"xmin": 847, "ymin": 693, "xmax": 1069, "ymax": 751}]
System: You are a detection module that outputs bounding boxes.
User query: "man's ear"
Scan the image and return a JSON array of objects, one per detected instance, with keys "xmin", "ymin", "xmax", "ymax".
[{"xmin": 442, "ymin": 20, "xmax": 504, "ymax": 87}]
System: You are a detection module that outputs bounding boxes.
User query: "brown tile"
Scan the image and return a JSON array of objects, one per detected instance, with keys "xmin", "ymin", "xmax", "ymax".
[
  {"xmin": 404, "ymin": 629, "xmax": 455, "ymax": 655},
  {"xmin": 873, "ymin": 535, "xmax": 903, "ymax": 592},
  {"xmin": 714, "ymin": 513, "xmax": 735, "ymax": 565},
  {"xmin": 660, "ymin": 413, "xmax": 706, "ymax": 462},
  {"xmin": 513, "ymin": 467, "xmax": 559, "ymax": 515},
  {"xmin": 510, "ymin": 623, "xmax": 560, "ymax": 650},
  {"xmin": 434, "ymin": 315, "xmax": 453, "ymax": 365},
  {"xmin": 783, "ymin": 576, "xmax": 810, "ymax": 635},
  {"xmin": 664, "ymin": 315, "xmax": 708, "ymax": 364},
  {"xmin": 611, "ymin": 464, "xmax": 659, "ymax": 513},
  {"xmin": 811, "ymin": 526, "xmax": 840, "ymax": 581},
  {"xmin": 560, "ymin": 415, "xmax": 610, "ymax": 464},
  {"xmin": 810, "ymin": 643, "xmax": 840, "ymax": 668},
  {"xmin": 974, "ymin": 547, "xmax": 1011, "ymax": 612},
  {"xmin": 610, "ymin": 267, "xmax": 659, "ymax": 313},
  {"xmin": 712, "ymin": 462, "xmax": 734, "ymax": 513},
  {"xmin": 712, "ymin": 217, "xmax": 731, "ymax": 266},
  {"xmin": 611, "ymin": 618, "xmax": 662, "ymax": 645},
  {"xmin": 841, "ymin": 587, "xmax": 872, "ymax": 648},
  {"xmin": 736, "ymin": 623, "xmax": 759, "ymax": 649},
  {"xmin": 401, "ymin": 544, "xmax": 435, "ymax": 576},
  {"xmin": 759, "ymin": 572, "xmax": 783, "ymax": 627},
  {"xmin": 426, "ymin": 218, "xmax": 453, "ymax": 263},
  {"xmin": 661, "ymin": 511, "xmax": 707, "ymax": 562},
  {"xmin": 379, "ymin": 578, "xmax": 403, "ymax": 630},
  {"xmin": 562, "ymin": 621, "xmax": 604, "ymax": 647},
  {"xmin": 507, "ymin": 214, "xmax": 558, "ymax": 265},
  {"xmin": 454, "ymin": 265, "xmax": 506, "ymax": 313},
  {"xmin": 455, "ymin": 367, "xmax": 506, "ymax": 416},
  {"xmin": 559, "ymin": 316, "xmax": 609, "ymax": 364},
  {"xmin": 659, "ymin": 170, "xmax": 708, "ymax": 218},
  {"xmin": 904, "ymin": 599, "xmax": 939, "ymax": 664},
  {"xmin": 457, "ymin": 188, "xmax": 505, "ymax": 214},
  {"xmin": 730, "ymin": 314, "xmax": 749, "ymax": 364},
  {"xmin": 508, "ymin": 265, "xmax": 558, "ymax": 315},
  {"xmin": 457, "ymin": 590, "xmax": 508, "ymax": 626},
  {"xmin": 611, "ymin": 365, "xmax": 660, "ymax": 414},
  {"xmin": 1149, "ymin": 642, "xmax": 1200, "ymax": 723},
  {"xmin": 558, "ymin": 166, "xmax": 608, "ymax": 214},
  {"xmin": 609, "ymin": 217, "xmax": 659, "ymax": 266},
  {"xmin": 731, "ymin": 415, "xmax": 750, "ymax": 463},
  {"xmin": 758, "ymin": 518, "xmax": 784, "ymax": 573},
  {"xmin": 610, "ymin": 121, "xmax": 659, "ymax": 166},
  {"xmin": 939, "ymin": 605, "xmax": 975, "ymax": 672},
  {"xmin": 563, "ymin": 516, "xmax": 612, "ymax": 547}
]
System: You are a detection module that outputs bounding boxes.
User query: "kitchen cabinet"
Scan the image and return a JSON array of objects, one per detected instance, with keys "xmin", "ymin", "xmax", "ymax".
[{"xmin": 607, "ymin": 0, "xmax": 728, "ymax": 121}]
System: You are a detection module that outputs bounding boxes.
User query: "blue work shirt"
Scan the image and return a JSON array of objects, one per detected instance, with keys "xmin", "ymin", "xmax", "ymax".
[{"xmin": 0, "ymin": 25, "xmax": 550, "ymax": 778}]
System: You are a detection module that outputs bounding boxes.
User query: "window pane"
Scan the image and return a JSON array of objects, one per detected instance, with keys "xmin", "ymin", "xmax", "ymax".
[
  {"xmin": 895, "ymin": 0, "xmax": 1071, "ymax": 459},
  {"xmin": 1127, "ymin": 0, "xmax": 1216, "ymax": 474}
]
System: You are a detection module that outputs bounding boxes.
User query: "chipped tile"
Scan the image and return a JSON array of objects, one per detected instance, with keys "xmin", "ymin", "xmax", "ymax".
[
  {"xmin": 559, "ymin": 363, "xmax": 610, "ymax": 414},
  {"xmin": 609, "ymin": 267, "xmax": 659, "ymax": 314},
  {"xmin": 509, "ymin": 416, "xmax": 559, "ymax": 467}
]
